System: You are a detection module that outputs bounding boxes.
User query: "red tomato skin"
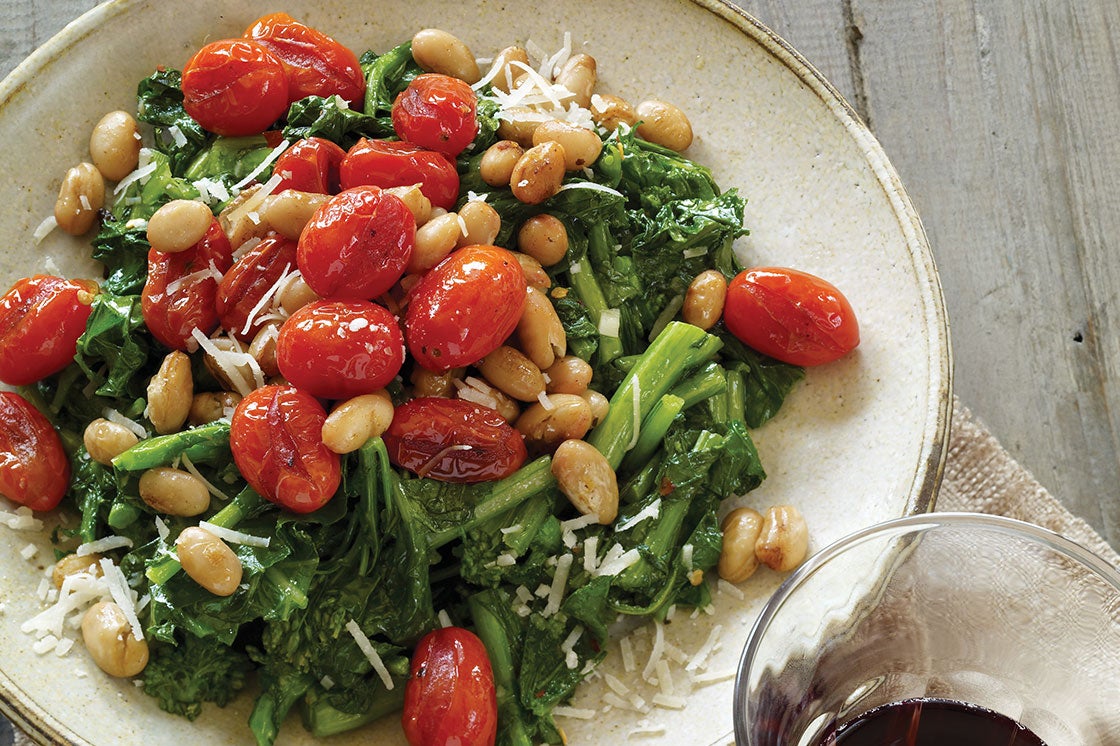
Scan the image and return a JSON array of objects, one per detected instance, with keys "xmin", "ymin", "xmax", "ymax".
[
  {"xmin": 182, "ymin": 39, "xmax": 290, "ymax": 137},
  {"xmin": 0, "ymin": 275, "xmax": 98, "ymax": 386},
  {"xmin": 273, "ymin": 137, "xmax": 347, "ymax": 194},
  {"xmin": 384, "ymin": 398, "xmax": 527, "ymax": 483},
  {"xmin": 216, "ymin": 235, "xmax": 299, "ymax": 342},
  {"xmin": 230, "ymin": 385, "xmax": 340, "ymax": 513},
  {"xmin": 405, "ymin": 246, "xmax": 527, "ymax": 372},
  {"xmin": 402, "ymin": 627, "xmax": 498, "ymax": 746},
  {"xmin": 0, "ymin": 392, "xmax": 70, "ymax": 511},
  {"xmin": 723, "ymin": 267, "xmax": 860, "ymax": 366},
  {"xmin": 142, "ymin": 220, "xmax": 233, "ymax": 351},
  {"xmin": 244, "ymin": 12, "xmax": 365, "ymax": 107},
  {"xmin": 276, "ymin": 300, "xmax": 404, "ymax": 399},
  {"xmin": 339, "ymin": 138, "xmax": 460, "ymax": 210},
  {"xmin": 297, "ymin": 186, "xmax": 415, "ymax": 300},
  {"xmin": 392, "ymin": 74, "xmax": 479, "ymax": 158}
]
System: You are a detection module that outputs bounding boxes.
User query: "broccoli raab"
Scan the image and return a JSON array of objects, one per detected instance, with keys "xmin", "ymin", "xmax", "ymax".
[{"xmin": 27, "ymin": 34, "xmax": 804, "ymax": 746}]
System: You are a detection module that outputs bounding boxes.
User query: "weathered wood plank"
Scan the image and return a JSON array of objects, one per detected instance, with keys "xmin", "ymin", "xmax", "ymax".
[{"xmin": 850, "ymin": 0, "xmax": 1120, "ymax": 546}]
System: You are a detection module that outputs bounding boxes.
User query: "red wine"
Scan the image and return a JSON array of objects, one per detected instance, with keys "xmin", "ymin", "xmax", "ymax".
[{"xmin": 825, "ymin": 698, "xmax": 1046, "ymax": 746}]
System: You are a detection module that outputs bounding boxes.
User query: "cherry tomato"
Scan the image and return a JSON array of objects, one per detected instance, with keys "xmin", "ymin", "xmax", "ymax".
[
  {"xmin": 392, "ymin": 74, "xmax": 479, "ymax": 158},
  {"xmin": 0, "ymin": 392, "xmax": 70, "ymax": 512},
  {"xmin": 340, "ymin": 138, "xmax": 460, "ymax": 211},
  {"xmin": 0, "ymin": 275, "xmax": 98, "ymax": 386},
  {"xmin": 402, "ymin": 626, "xmax": 498, "ymax": 746},
  {"xmin": 244, "ymin": 12, "xmax": 365, "ymax": 107},
  {"xmin": 216, "ymin": 235, "xmax": 298, "ymax": 342},
  {"xmin": 276, "ymin": 300, "xmax": 404, "ymax": 399},
  {"xmin": 405, "ymin": 246, "xmax": 526, "ymax": 371},
  {"xmin": 230, "ymin": 385, "xmax": 340, "ymax": 513},
  {"xmin": 384, "ymin": 398, "xmax": 526, "ymax": 483},
  {"xmin": 273, "ymin": 137, "xmax": 346, "ymax": 194},
  {"xmin": 182, "ymin": 39, "xmax": 290, "ymax": 137},
  {"xmin": 297, "ymin": 186, "xmax": 414, "ymax": 300},
  {"xmin": 142, "ymin": 220, "xmax": 233, "ymax": 351},
  {"xmin": 723, "ymin": 267, "xmax": 860, "ymax": 366}
]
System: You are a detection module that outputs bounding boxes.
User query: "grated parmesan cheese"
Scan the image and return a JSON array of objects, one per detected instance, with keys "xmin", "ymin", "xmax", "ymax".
[
  {"xmin": 179, "ymin": 454, "xmax": 230, "ymax": 502},
  {"xmin": 619, "ymin": 633, "xmax": 636, "ymax": 672},
  {"xmin": 556, "ymin": 181, "xmax": 624, "ymax": 198},
  {"xmin": 598, "ymin": 308, "xmax": 620, "ymax": 337},
  {"xmin": 536, "ymin": 391, "xmax": 556, "ymax": 410},
  {"xmin": 198, "ymin": 521, "xmax": 271, "ymax": 548},
  {"xmin": 559, "ymin": 513, "xmax": 598, "ymax": 533},
  {"xmin": 717, "ymin": 578, "xmax": 745, "ymax": 599},
  {"xmin": 102, "ymin": 408, "xmax": 147, "ymax": 439},
  {"xmin": 685, "ymin": 624, "xmax": 724, "ymax": 672},
  {"xmin": 165, "ymin": 260, "xmax": 224, "ymax": 296},
  {"xmin": 241, "ymin": 262, "xmax": 293, "ymax": 337},
  {"xmin": 20, "ymin": 544, "xmax": 38, "ymax": 561},
  {"xmin": 615, "ymin": 499, "xmax": 661, "ymax": 532},
  {"xmin": 495, "ymin": 553, "xmax": 517, "ymax": 567},
  {"xmin": 232, "ymin": 140, "xmax": 291, "ymax": 190},
  {"xmin": 0, "ymin": 507, "xmax": 43, "ymax": 532},
  {"xmin": 437, "ymin": 609, "xmax": 453, "ymax": 628},
  {"xmin": 32, "ymin": 215, "xmax": 57, "ymax": 244},
  {"xmin": 652, "ymin": 693, "xmax": 687, "ymax": 710},
  {"xmin": 76, "ymin": 535, "xmax": 133, "ymax": 556},
  {"xmin": 583, "ymin": 535, "xmax": 599, "ymax": 574},
  {"xmin": 681, "ymin": 544, "xmax": 694, "ymax": 571},
  {"xmin": 99, "ymin": 558, "xmax": 144, "ymax": 641},
  {"xmin": 648, "ymin": 294, "xmax": 685, "ymax": 342},
  {"xmin": 642, "ymin": 620, "xmax": 665, "ymax": 682},
  {"xmin": 113, "ymin": 157, "xmax": 159, "ymax": 195},
  {"xmin": 345, "ymin": 620, "xmax": 394, "ymax": 690},
  {"xmin": 543, "ymin": 553, "xmax": 574, "ymax": 617},
  {"xmin": 689, "ymin": 668, "xmax": 736, "ymax": 686},
  {"xmin": 655, "ymin": 659, "xmax": 675, "ymax": 696},
  {"xmin": 552, "ymin": 706, "xmax": 596, "ymax": 720}
]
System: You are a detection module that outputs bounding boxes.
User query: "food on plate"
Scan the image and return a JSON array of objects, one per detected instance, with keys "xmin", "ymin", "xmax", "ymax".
[{"xmin": 2, "ymin": 15, "xmax": 861, "ymax": 746}]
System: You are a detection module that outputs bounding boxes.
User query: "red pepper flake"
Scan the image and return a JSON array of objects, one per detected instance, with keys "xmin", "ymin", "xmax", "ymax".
[{"xmin": 658, "ymin": 477, "xmax": 676, "ymax": 496}]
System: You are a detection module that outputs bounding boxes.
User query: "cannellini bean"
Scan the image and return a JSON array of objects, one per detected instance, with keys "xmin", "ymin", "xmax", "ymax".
[
  {"xmin": 718, "ymin": 507, "xmax": 764, "ymax": 583},
  {"xmin": 497, "ymin": 107, "xmax": 550, "ymax": 147},
  {"xmin": 551, "ymin": 439, "xmax": 618, "ymax": 524},
  {"xmin": 248, "ymin": 323, "xmax": 281, "ymax": 378},
  {"xmin": 532, "ymin": 120, "xmax": 603, "ymax": 170},
  {"xmin": 263, "ymin": 189, "xmax": 329, "ymax": 240},
  {"xmin": 89, "ymin": 110, "xmax": 141, "ymax": 181},
  {"xmin": 456, "ymin": 378, "xmax": 521, "ymax": 422},
  {"xmin": 555, "ymin": 54, "xmax": 597, "ymax": 109},
  {"xmin": 81, "ymin": 601, "xmax": 148, "ymax": 677},
  {"xmin": 322, "ymin": 391, "xmax": 394, "ymax": 454},
  {"xmin": 147, "ymin": 351, "xmax": 193, "ymax": 434},
  {"xmin": 176, "ymin": 527, "xmax": 243, "ymax": 597},
  {"xmin": 384, "ymin": 184, "xmax": 432, "ymax": 226},
  {"xmin": 457, "ymin": 200, "xmax": 501, "ymax": 247},
  {"xmin": 515, "ymin": 394, "xmax": 593, "ymax": 451},
  {"xmin": 512, "ymin": 252, "xmax": 551, "ymax": 290},
  {"xmin": 487, "ymin": 45, "xmax": 529, "ymax": 93},
  {"xmin": 276, "ymin": 273, "xmax": 319, "ymax": 316},
  {"xmin": 590, "ymin": 93, "xmax": 637, "ymax": 132},
  {"xmin": 411, "ymin": 28, "xmax": 480, "ymax": 83},
  {"xmin": 188, "ymin": 391, "xmax": 242, "ymax": 426},
  {"xmin": 580, "ymin": 389, "xmax": 610, "ymax": 427},
  {"xmin": 636, "ymin": 99, "xmax": 694, "ymax": 152},
  {"xmin": 545, "ymin": 356, "xmax": 593, "ymax": 395},
  {"xmin": 409, "ymin": 212, "xmax": 462, "ymax": 273},
  {"xmin": 478, "ymin": 346, "xmax": 546, "ymax": 402},
  {"xmin": 217, "ymin": 184, "xmax": 272, "ymax": 249},
  {"xmin": 755, "ymin": 505, "xmax": 809, "ymax": 572},
  {"xmin": 52, "ymin": 553, "xmax": 101, "ymax": 589},
  {"xmin": 510, "ymin": 142, "xmax": 566, "ymax": 204},
  {"xmin": 682, "ymin": 270, "xmax": 728, "ymax": 331},
  {"xmin": 146, "ymin": 199, "xmax": 213, "ymax": 254},
  {"xmin": 139, "ymin": 467, "xmax": 210, "ymax": 517},
  {"xmin": 517, "ymin": 286, "xmax": 566, "ymax": 371},
  {"xmin": 517, "ymin": 213, "xmax": 569, "ymax": 267},
  {"xmin": 54, "ymin": 162, "xmax": 105, "ymax": 235},
  {"xmin": 411, "ymin": 366, "xmax": 466, "ymax": 398},
  {"xmin": 83, "ymin": 418, "xmax": 139, "ymax": 466},
  {"xmin": 479, "ymin": 140, "xmax": 525, "ymax": 188}
]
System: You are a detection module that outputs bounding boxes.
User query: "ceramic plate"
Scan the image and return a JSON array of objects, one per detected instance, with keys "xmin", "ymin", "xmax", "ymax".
[{"xmin": 0, "ymin": 1, "xmax": 950, "ymax": 744}]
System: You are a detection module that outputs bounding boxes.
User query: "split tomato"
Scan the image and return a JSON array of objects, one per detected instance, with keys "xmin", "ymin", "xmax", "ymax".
[
  {"xmin": 384, "ymin": 398, "xmax": 527, "ymax": 483},
  {"xmin": 276, "ymin": 300, "xmax": 404, "ymax": 399},
  {"xmin": 723, "ymin": 267, "xmax": 860, "ymax": 366},
  {"xmin": 230, "ymin": 385, "xmax": 340, "ymax": 513},
  {"xmin": 182, "ymin": 39, "xmax": 289, "ymax": 137},
  {"xmin": 0, "ymin": 392, "xmax": 70, "ymax": 512},
  {"xmin": 273, "ymin": 137, "xmax": 346, "ymax": 194},
  {"xmin": 0, "ymin": 275, "xmax": 98, "ymax": 386},
  {"xmin": 244, "ymin": 12, "xmax": 365, "ymax": 107},
  {"xmin": 404, "ymin": 245, "xmax": 526, "ymax": 371},
  {"xmin": 392, "ymin": 74, "xmax": 478, "ymax": 158},
  {"xmin": 296, "ymin": 186, "xmax": 414, "ymax": 300},
  {"xmin": 142, "ymin": 219, "xmax": 233, "ymax": 351},
  {"xmin": 216, "ymin": 235, "xmax": 298, "ymax": 342},
  {"xmin": 339, "ymin": 138, "xmax": 460, "ymax": 211},
  {"xmin": 402, "ymin": 627, "xmax": 498, "ymax": 746}
]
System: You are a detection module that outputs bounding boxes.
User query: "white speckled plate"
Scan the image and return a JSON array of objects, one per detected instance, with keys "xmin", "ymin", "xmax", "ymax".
[{"xmin": 0, "ymin": 1, "xmax": 950, "ymax": 744}]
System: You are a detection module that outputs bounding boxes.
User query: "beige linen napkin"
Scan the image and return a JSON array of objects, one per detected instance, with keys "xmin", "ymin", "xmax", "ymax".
[{"xmin": 9, "ymin": 396, "xmax": 1118, "ymax": 745}]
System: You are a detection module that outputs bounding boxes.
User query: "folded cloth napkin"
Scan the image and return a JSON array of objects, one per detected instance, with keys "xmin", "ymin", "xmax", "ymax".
[{"xmin": 6, "ymin": 397, "xmax": 1117, "ymax": 746}]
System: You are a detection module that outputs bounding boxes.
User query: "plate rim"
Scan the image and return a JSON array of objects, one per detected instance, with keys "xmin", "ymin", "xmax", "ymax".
[{"xmin": 0, "ymin": 1, "xmax": 953, "ymax": 743}]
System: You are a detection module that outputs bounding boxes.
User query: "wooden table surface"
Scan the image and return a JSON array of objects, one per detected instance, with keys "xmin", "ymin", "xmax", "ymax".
[{"xmin": 3, "ymin": 0, "xmax": 1117, "ymax": 563}]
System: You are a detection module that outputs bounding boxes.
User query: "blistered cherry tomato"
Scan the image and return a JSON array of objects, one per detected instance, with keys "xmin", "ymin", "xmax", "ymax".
[
  {"xmin": 244, "ymin": 12, "xmax": 365, "ymax": 107},
  {"xmin": 392, "ymin": 74, "xmax": 479, "ymax": 158},
  {"xmin": 340, "ymin": 138, "xmax": 460, "ymax": 210},
  {"xmin": 216, "ymin": 235, "xmax": 298, "ymax": 342},
  {"xmin": 297, "ymin": 186, "xmax": 414, "ymax": 300},
  {"xmin": 402, "ymin": 626, "xmax": 498, "ymax": 746},
  {"xmin": 723, "ymin": 267, "xmax": 860, "ymax": 366},
  {"xmin": 142, "ymin": 220, "xmax": 233, "ymax": 351},
  {"xmin": 405, "ymin": 246, "xmax": 526, "ymax": 371},
  {"xmin": 0, "ymin": 275, "xmax": 98, "ymax": 386},
  {"xmin": 273, "ymin": 137, "xmax": 346, "ymax": 194},
  {"xmin": 230, "ymin": 385, "xmax": 340, "ymax": 513},
  {"xmin": 276, "ymin": 300, "xmax": 404, "ymax": 399},
  {"xmin": 385, "ymin": 398, "xmax": 526, "ymax": 483},
  {"xmin": 182, "ymin": 39, "xmax": 289, "ymax": 137},
  {"xmin": 0, "ymin": 392, "xmax": 70, "ymax": 512}
]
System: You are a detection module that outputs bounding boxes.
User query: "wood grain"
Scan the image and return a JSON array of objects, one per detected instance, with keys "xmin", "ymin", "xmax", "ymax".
[{"xmin": 2, "ymin": 1, "xmax": 1118, "ymax": 549}]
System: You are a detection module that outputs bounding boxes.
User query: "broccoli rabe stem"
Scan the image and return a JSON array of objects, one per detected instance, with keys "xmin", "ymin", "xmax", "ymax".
[
  {"xmin": 587, "ymin": 321, "xmax": 722, "ymax": 469},
  {"xmin": 469, "ymin": 591, "xmax": 534, "ymax": 746},
  {"xmin": 112, "ymin": 421, "xmax": 231, "ymax": 471},
  {"xmin": 567, "ymin": 257, "xmax": 623, "ymax": 365},
  {"xmin": 146, "ymin": 486, "xmax": 264, "ymax": 585},
  {"xmin": 670, "ymin": 361, "xmax": 728, "ymax": 411},
  {"xmin": 618, "ymin": 394, "xmax": 684, "ymax": 475},
  {"xmin": 301, "ymin": 679, "xmax": 406, "ymax": 738}
]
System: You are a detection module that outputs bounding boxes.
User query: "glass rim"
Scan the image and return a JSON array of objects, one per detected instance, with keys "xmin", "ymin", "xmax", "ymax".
[{"xmin": 731, "ymin": 511, "xmax": 1120, "ymax": 742}]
